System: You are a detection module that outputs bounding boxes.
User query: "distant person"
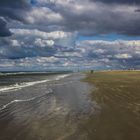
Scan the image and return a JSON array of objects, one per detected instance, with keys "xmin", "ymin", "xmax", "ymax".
[{"xmin": 90, "ymin": 70, "xmax": 94, "ymax": 73}]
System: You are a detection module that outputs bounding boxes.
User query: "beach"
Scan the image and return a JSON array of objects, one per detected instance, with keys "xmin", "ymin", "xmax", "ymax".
[
  {"xmin": 84, "ymin": 71, "xmax": 140, "ymax": 140},
  {"xmin": 0, "ymin": 71, "xmax": 140, "ymax": 140}
]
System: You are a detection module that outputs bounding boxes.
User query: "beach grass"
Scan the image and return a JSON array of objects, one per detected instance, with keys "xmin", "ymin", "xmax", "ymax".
[{"xmin": 82, "ymin": 70, "xmax": 140, "ymax": 140}]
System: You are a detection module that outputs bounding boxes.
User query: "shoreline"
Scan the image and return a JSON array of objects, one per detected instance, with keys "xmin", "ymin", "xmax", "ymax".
[
  {"xmin": 88, "ymin": 69, "xmax": 140, "ymax": 73},
  {"xmin": 0, "ymin": 72, "xmax": 140, "ymax": 140}
]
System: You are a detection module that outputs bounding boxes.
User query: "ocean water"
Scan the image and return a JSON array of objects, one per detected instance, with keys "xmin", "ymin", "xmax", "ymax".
[{"xmin": 0, "ymin": 73, "xmax": 98, "ymax": 140}]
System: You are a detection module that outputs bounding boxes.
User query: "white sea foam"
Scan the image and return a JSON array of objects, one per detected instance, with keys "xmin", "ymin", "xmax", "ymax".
[
  {"xmin": 0, "ymin": 98, "xmax": 37, "ymax": 111},
  {"xmin": 0, "ymin": 74, "xmax": 70, "ymax": 93},
  {"xmin": 0, "ymin": 72, "xmax": 53, "ymax": 76},
  {"xmin": 0, "ymin": 88, "xmax": 53, "ymax": 111}
]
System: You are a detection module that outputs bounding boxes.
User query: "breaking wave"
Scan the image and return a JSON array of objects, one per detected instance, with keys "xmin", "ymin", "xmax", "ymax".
[{"xmin": 0, "ymin": 74, "xmax": 70, "ymax": 93}]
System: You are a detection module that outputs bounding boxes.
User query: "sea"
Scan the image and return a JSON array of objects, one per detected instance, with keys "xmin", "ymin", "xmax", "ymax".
[{"xmin": 0, "ymin": 72, "xmax": 98, "ymax": 140}]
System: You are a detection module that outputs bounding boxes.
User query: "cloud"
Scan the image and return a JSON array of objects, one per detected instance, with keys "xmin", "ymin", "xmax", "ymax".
[
  {"xmin": 0, "ymin": 0, "xmax": 140, "ymax": 37},
  {"xmin": 11, "ymin": 28, "xmax": 77, "ymax": 48},
  {"xmin": 29, "ymin": 0, "xmax": 140, "ymax": 36},
  {"xmin": 114, "ymin": 53, "xmax": 132, "ymax": 59},
  {"xmin": 0, "ymin": 0, "xmax": 31, "ymax": 37},
  {"xmin": 0, "ymin": 0, "xmax": 30, "ymax": 22},
  {"xmin": 0, "ymin": 0, "xmax": 139, "ymax": 71},
  {"xmin": 10, "ymin": 29, "xmax": 73, "ymax": 39},
  {"xmin": 90, "ymin": 0, "xmax": 140, "ymax": 5},
  {"xmin": 26, "ymin": 6, "xmax": 63, "ymax": 25},
  {"xmin": 0, "ymin": 29, "xmax": 77, "ymax": 60},
  {"xmin": 76, "ymin": 40, "xmax": 140, "ymax": 69},
  {"xmin": 0, "ymin": 39, "xmax": 140, "ymax": 71},
  {"xmin": 34, "ymin": 39, "xmax": 54, "ymax": 47},
  {"xmin": 0, "ymin": 0, "xmax": 140, "ymax": 38},
  {"xmin": 0, "ymin": 18, "xmax": 12, "ymax": 37}
]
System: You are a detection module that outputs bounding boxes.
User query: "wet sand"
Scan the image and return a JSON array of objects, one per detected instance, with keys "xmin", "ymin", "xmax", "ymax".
[{"xmin": 84, "ymin": 71, "xmax": 140, "ymax": 140}]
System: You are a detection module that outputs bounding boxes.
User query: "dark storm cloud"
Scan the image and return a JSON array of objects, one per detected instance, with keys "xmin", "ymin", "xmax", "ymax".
[
  {"xmin": 0, "ymin": 0, "xmax": 30, "ymax": 9},
  {"xmin": 90, "ymin": 0, "xmax": 140, "ymax": 5},
  {"xmin": 0, "ymin": 0, "xmax": 31, "ymax": 37},
  {"xmin": 0, "ymin": 18, "xmax": 12, "ymax": 37},
  {"xmin": 0, "ymin": 0, "xmax": 140, "ymax": 71},
  {"xmin": 1, "ymin": 0, "xmax": 140, "ymax": 37},
  {"xmin": 0, "ymin": 0, "xmax": 31, "ymax": 21},
  {"xmin": 30, "ymin": 0, "xmax": 140, "ymax": 36}
]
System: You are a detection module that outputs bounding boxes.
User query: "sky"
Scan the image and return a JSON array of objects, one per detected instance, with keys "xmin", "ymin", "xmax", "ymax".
[{"xmin": 0, "ymin": 0, "xmax": 140, "ymax": 71}]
